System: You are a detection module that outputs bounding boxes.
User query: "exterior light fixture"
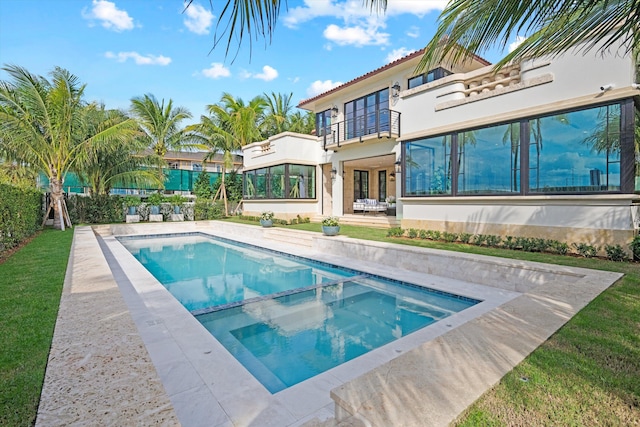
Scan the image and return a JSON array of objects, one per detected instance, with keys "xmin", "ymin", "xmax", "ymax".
[
  {"xmin": 394, "ymin": 159, "xmax": 402, "ymax": 174},
  {"xmin": 392, "ymin": 82, "xmax": 401, "ymax": 98},
  {"xmin": 331, "ymin": 105, "xmax": 339, "ymax": 117},
  {"xmin": 389, "ymin": 172, "xmax": 396, "ymax": 181},
  {"xmin": 330, "ymin": 167, "xmax": 337, "ymax": 180}
]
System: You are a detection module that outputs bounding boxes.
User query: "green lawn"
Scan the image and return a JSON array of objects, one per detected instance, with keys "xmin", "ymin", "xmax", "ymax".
[
  {"xmin": 2, "ymin": 220, "xmax": 639, "ymax": 425},
  {"xmin": 0, "ymin": 229, "xmax": 73, "ymax": 426}
]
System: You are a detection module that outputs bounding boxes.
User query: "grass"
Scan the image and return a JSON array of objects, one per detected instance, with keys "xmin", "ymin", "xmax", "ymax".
[
  {"xmin": 225, "ymin": 216, "xmax": 640, "ymax": 425},
  {"xmin": 0, "ymin": 229, "xmax": 74, "ymax": 426},
  {"xmin": 3, "ymin": 219, "xmax": 639, "ymax": 425}
]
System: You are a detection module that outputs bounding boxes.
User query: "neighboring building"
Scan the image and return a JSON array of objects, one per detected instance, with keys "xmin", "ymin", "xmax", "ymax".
[
  {"xmin": 39, "ymin": 150, "xmax": 243, "ymax": 195},
  {"xmin": 242, "ymin": 35, "xmax": 639, "ymax": 250}
]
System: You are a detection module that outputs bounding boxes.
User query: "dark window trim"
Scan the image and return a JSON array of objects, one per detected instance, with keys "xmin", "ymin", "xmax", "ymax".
[
  {"xmin": 243, "ymin": 163, "xmax": 317, "ymax": 200},
  {"xmin": 401, "ymin": 98, "xmax": 634, "ymax": 198}
]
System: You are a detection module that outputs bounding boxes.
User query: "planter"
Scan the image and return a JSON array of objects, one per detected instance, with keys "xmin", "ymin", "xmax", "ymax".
[
  {"xmin": 150, "ymin": 205, "xmax": 160, "ymax": 215},
  {"xmin": 260, "ymin": 219, "xmax": 273, "ymax": 227},
  {"xmin": 127, "ymin": 206, "xmax": 137, "ymax": 215},
  {"xmin": 322, "ymin": 225, "xmax": 340, "ymax": 236}
]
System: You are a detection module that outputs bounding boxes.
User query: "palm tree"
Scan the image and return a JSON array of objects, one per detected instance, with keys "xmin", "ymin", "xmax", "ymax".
[
  {"xmin": 130, "ymin": 93, "xmax": 192, "ymax": 158},
  {"xmin": 75, "ymin": 105, "xmax": 165, "ymax": 195},
  {"xmin": 262, "ymin": 92, "xmax": 294, "ymax": 137},
  {"xmin": 0, "ymin": 65, "xmax": 139, "ymax": 229},
  {"xmin": 287, "ymin": 110, "xmax": 315, "ymax": 134},
  {"xmin": 418, "ymin": 0, "xmax": 639, "ymax": 73},
  {"xmin": 187, "ymin": 93, "xmax": 266, "ymax": 215},
  {"xmin": 186, "ymin": 1, "xmax": 637, "ymax": 71}
]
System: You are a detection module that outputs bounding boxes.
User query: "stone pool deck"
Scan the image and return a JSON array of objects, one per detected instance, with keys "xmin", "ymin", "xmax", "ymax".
[{"xmin": 35, "ymin": 221, "xmax": 622, "ymax": 426}]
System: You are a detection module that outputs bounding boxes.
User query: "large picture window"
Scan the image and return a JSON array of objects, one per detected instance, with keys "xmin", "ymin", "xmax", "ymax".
[
  {"xmin": 243, "ymin": 164, "xmax": 316, "ymax": 199},
  {"xmin": 457, "ymin": 123, "xmax": 520, "ymax": 194},
  {"xmin": 402, "ymin": 100, "xmax": 631, "ymax": 197},
  {"xmin": 529, "ymin": 104, "xmax": 621, "ymax": 193},
  {"xmin": 405, "ymin": 136, "xmax": 452, "ymax": 196}
]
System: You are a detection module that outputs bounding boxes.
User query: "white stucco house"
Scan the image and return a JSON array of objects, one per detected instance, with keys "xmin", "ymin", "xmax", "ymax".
[{"xmin": 241, "ymin": 35, "xmax": 639, "ymax": 251}]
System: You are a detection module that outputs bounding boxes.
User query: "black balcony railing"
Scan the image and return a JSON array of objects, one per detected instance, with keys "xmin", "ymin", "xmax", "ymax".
[{"xmin": 319, "ymin": 109, "xmax": 401, "ymax": 150}]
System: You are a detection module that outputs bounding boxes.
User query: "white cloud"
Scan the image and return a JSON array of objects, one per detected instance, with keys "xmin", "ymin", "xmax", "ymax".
[
  {"xmin": 509, "ymin": 35, "xmax": 527, "ymax": 53},
  {"xmin": 323, "ymin": 22, "xmax": 389, "ymax": 47},
  {"xmin": 105, "ymin": 51, "xmax": 171, "ymax": 65},
  {"xmin": 241, "ymin": 65, "xmax": 278, "ymax": 81},
  {"xmin": 82, "ymin": 0, "xmax": 134, "ymax": 32},
  {"xmin": 254, "ymin": 65, "xmax": 278, "ymax": 81},
  {"xmin": 406, "ymin": 26, "xmax": 420, "ymax": 38},
  {"xmin": 284, "ymin": 1, "xmax": 445, "ymax": 48},
  {"xmin": 307, "ymin": 80, "xmax": 343, "ymax": 97},
  {"xmin": 183, "ymin": 2, "xmax": 214, "ymax": 35},
  {"xmin": 385, "ymin": 1, "xmax": 448, "ymax": 17},
  {"xmin": 385, "ymin": 47, "xmax": 416, "ymax": 63},
  {"xmin": 201, "ymin": 63, "xmax": 231, "ymax": 79}
]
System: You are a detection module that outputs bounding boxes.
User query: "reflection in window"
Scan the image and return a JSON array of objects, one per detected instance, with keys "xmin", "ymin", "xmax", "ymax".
[
  {"xmin": 255, "ymin": 168, "xmax": 267, "ymax": 198},
  {"xmin": 269, "ymin": 165, "xmax": 285, "ymax": 198},
  {"xmin": 288, "ymin": 164, "xmax": 316, "ymax": 198},
  {"xmin": 405, "ymin": 136, "xmax": 452, "ymax": 195},
  {"xmin": 315, "ymin": 109, "xmax": 332, "ymax": 137},
  {"xmin": 457, "ymin": 123, "xmax": 520, "ymax": 194},
  {"xmin": 408, "ymin": 67, "xmax": 452, "ymax": 89},
  {"xmin": 402, "ymin": 101, "xmax": 629, "ymax": 197},
  {"xmin": 243, "ymin": 164, "xmax": 315, "ymax": 199},
  {"xmin": 530, "ymin": 104, "xmax": 621, "ymax": 193},
  {"xmin": 345, "ymin": 88, "xmax": 389, "ymax": 140}
]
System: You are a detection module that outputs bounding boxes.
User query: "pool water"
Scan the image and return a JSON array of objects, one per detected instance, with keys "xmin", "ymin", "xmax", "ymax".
[{"xmin": 120, "ymin": 233, "xmax": 479, "ymax": 393}]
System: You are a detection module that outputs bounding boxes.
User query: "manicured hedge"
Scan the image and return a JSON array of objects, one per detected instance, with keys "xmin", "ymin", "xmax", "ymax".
[
  {"xmin": 67, "ymin": 194, "xmax": 124, "ymax": 224},
  {"xmin": 0, "ymin": 184, "xmax": 43, "ymax": 256}
]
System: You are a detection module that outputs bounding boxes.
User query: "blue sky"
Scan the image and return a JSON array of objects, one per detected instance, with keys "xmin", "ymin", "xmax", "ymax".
[{"xmin": 0, "ymin": 0, "xmax": 516, "ymax": 124}]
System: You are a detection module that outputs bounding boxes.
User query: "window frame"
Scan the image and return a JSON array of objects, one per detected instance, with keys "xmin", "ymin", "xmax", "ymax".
[{"xmin": 400, "ymin": 99, "xmax": 634, "ymax": 198}]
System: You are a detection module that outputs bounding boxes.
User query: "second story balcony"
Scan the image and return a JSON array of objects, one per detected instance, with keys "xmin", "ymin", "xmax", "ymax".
[{"xmin": 319, "ymin": 109, "xmax": 401, "ymax": 150}]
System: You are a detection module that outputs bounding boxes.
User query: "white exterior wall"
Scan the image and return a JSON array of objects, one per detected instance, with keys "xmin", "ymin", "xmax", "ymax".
[
  {"xmin": 399, "ymin": 43, "xmax": 634, "ymax": 139},
  {"xmin": 242, "ymin": 132, "xmax": 324, "ymax": 220},
  {"xmin": 243, "ymin": 132, "xmax": 321, "ymax": 169}
]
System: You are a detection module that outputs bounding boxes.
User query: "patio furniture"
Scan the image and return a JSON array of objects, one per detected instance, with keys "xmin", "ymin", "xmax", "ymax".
[{"xmin": 353, "ymin": 199, "xmax": 388, "ymax": 215}]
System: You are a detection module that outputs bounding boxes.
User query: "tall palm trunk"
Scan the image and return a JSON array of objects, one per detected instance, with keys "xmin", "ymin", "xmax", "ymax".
[{"xmin": 49, "ymin": 177, "xmax": 67, "ymax": 230}]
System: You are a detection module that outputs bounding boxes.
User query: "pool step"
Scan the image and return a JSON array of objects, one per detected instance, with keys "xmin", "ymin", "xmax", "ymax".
[{"xmin": 262, "ymin": 227, "xmax": 316, "ymax": 247}]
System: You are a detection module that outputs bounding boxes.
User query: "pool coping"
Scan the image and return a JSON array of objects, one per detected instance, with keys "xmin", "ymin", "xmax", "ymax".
[{"xmin": 36, "ymin": 221, "xmax": 623, "ymax": 427}]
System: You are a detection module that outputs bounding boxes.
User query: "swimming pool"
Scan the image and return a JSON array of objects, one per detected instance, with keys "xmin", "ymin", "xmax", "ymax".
[{"xmin": 119, "ymin": 233, "xmax": 479, "ymax": 393}]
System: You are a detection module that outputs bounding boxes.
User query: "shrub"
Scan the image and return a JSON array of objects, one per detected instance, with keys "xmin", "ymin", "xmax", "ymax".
[
  {"xmin": 630, "ymin": 235, "xmax": 640, "ymax": 260},
  {"xmin": 0, "ymin": 184, "xmax": 42, "ymax": 256},
  {"xmin": 572, "ymin": 242, "xmax": 599, "ymax": 258},
  {"xmin": 442, "ymin": 232, "xmax": 459, "ymax": 243},
  {"xmin": 194, "ymin": 200, "xmax": 224, "ymax": 220},
  {"xmin": 407, "ymin": 228, "xmax": 419, "ymax": 239},
  {"xmin": 67, "ymin": 194, "xmax": 123, "ymax": 224},
  {"xmin": 261, "ymin": 211, "xmax": 275, "ymax": 221},
  {"xmin": 418, "ymin": 229, "xmax": 428, "ymax": 239},
  {"xmin": 321, "ymin": 216, "xmax": 339, "ymax": 226},
  {"xmin": 458, "ymin": 232, "xmax": 473, "ymax": 244},
  {"xmin": 473, "ymin": 234, "xmax": 489, "ymax": 246},
  {"xmin": 502, "ymin": 236, "xmax": 519, "ymax": 250},
  {"xmin": 604, "ymin": 244, "xmax": 628, "ymax": 262},
  {"xmin": 425, "ymin": 230, "xmax": 441, "ymax": 240},
  {"xmin": 485, "ymin": 235, "xmax": 502, "ymax": 247},
  {"xmin": 386, "ymin": 227, "xmax": 404, "ymax": 237},
  {"xmin": 549, "ymin": 240, "xmax": 569, "ymax": 255}
]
